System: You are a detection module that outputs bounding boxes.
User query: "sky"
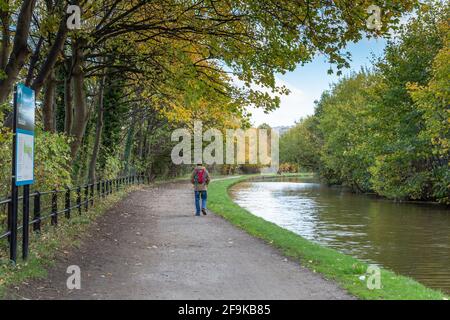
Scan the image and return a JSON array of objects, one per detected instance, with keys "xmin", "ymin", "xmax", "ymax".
[{"xmin": 248, "ymin": 37, "xmax": 387, "ymax": 127}]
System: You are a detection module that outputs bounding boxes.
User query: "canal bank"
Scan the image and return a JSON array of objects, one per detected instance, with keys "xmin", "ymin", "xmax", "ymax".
[
  {"xmin": 208, "ymin": 175, "xmax": 448, "ymax": 300},
  {"xmin": 230, "ymin": 176, "xmax": 450, "ymax": 293}
]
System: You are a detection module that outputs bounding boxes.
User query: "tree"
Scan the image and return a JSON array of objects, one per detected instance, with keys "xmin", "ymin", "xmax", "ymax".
[
  {"xmin": 367, "ymin": 2, "xmax": 448, "ymax": 200},
  {"xmin": 407, "ymin": 19, "xmax": 450, "ymax": 204},
  {"xmin": 280, "ymin": 116, "xmax": 321, "ymax": 172},
  {"xmin": 0, "ymin": 0, "xmax": 421, "ymax": 189},
  {"xmin": 279, "ymin": 1, "xmax": 449, "ymax": 203}
]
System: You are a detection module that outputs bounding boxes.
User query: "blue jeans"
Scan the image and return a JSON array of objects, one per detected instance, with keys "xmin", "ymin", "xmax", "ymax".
[{"xmin": 194, "ymin": 191, "xmax": 207, "ymax": 215}]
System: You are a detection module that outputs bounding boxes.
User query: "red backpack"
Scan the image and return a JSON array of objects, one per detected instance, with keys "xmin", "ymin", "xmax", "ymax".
[{"xmin": 195, "ymin": 168, "xmax": 206, "ymax": 184}]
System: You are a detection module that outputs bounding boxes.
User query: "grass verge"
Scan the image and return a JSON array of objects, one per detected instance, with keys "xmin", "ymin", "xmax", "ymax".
[
  {"xmin": 208, "ymin": 176, "xmax": 448, "ymax": 300},
  {"xmin": 0, "ymin": 186, "xmax": 139, "ymax": 299}
]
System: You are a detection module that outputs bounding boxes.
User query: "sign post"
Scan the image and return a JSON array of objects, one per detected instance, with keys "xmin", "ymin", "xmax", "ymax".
[{"xmin": 10, "ymin": 84, "xmax": 36, "ymax": 263}]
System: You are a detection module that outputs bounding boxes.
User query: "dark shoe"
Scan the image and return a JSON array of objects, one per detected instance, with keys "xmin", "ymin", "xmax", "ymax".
[{"xmin": 202, "ymin": 208, "xmax": 207, "ymax": 215}]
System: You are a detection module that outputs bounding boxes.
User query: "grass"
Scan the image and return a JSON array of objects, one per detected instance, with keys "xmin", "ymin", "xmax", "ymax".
[
  {"xmin": 0, "ymin": 186, "xmax": 139, "ymax": 299},
  {"xmin": 208, "ymin": 176, "xmax": 448, "ymax": 300}
]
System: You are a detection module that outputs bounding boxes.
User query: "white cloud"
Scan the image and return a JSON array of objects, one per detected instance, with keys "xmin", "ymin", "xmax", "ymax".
[{"xmin": 232, "ymin": 76, "xmax": 315, "ymax": 127}]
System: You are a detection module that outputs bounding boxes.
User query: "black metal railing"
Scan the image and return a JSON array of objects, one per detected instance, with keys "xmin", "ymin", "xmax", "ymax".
[{"xmin": 0, "ymin": 175, "xmax": 149, "ymax": 263}]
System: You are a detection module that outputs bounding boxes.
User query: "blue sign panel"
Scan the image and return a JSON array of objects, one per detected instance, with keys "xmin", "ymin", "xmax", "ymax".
[{"xmin": 15, "ymin": 84, "xmax": 35, "ymax": 186}]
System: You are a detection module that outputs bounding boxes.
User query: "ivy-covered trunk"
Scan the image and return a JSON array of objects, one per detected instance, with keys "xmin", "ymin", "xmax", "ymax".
[
  {"xmin": 0, "ymin": 0, "xmax": 36, "ymax": 104},
  {"xmin": 123, "ymin": 114, "xmax": 136, "ymax": 175},
  {"xmin": 42, "ymin": 69, "xmax": 56, "ymax": 132},
  {"xmin": 70, "ymin": 38, "xmax": 88, "ymax": 160},
  {"xmin": 88, "ymin": 74, "xmax": 106, "ymax": 183}
]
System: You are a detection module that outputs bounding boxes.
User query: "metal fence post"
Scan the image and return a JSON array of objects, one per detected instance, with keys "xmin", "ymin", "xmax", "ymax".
[
  {"xmin": 77, "ymin": 187, "xmax": 81, "ymax": 214},
  {"xmin": 7, "ymin": 200, "xmax": 11, "ymax": 242},
  {"xmin": 22, "ymin": 185, "xmax": 30, "ymax": 260},
  {"xmin": 90, "ymin": 184, "xmax": 94, "ymax": 206},
  {"xmin": 33, "ymin": 192, "xmax": 41, "ymax": 232},
  {"xmin": 85, "ymin": 185, "xmax": 89, "ymax": 211},
  {"xmin": 9, "ymin": 186, "xmax": 18, "ymax": 264},
  {"xmin": 51, "ymin": 191, "xmax": 58, "ymax": 226},
  {"xmin": 65, "ymin": 188, "xmax": 71, "ymax": 219}
]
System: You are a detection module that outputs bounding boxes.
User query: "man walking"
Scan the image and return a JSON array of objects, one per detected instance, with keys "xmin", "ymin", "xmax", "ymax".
[{"xmin": 191, "ymin": 163, "xmax": 210, "ymax": 216}]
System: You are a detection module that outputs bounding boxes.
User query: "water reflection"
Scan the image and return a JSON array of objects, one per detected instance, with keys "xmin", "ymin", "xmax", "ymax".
[{"xmin": 230, "ymin": 177, "xmax": 450, "ymax": 293}]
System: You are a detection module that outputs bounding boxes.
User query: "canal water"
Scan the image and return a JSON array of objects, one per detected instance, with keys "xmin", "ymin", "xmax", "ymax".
[{"xmin": 230, "ymin": 176, "xmax": 450, "ymax": 293}]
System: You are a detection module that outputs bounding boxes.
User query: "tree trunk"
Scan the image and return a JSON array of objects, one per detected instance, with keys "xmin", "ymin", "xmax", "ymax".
[
  {"xmin": 42, "ymin": 70, "xmax": 56, "ymax": 132},
  {"xmin": 70, "ymin": 38, "xmax": 88, "ymax": 160},
  {"xmin": 0, "ymin": 7, "xmax": 10, "ymax": 70},
  {"xmin": 31, "ymin": 13, "xmax": 68, "ymax": 95},
  {"xmin": 0, "ymin": 0, "xmax": 36, "ymax": 104},
  {"xmin": 64, "ymin": 69, "xmax": 73, "ymax": 135},
  {"xmin": 123, "ymin": 114, "xmax": 136, "ymax": 175},
  {"xmin": 136, "ymin": 121, "xmax": 144, "ymax": 159},
  {"xmin": 142, "ymin": 120, "xmax": 150, "ymax": 159},
  {"xmin": 88, "ymin": 74, "xmax": 106, "ymax": 183},
  {"xmin": 25, "ymin": 36, "xmax": 43, "ymax": 86}
]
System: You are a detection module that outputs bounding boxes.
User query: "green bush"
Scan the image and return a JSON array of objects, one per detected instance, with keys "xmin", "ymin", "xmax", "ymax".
[{"xmin": 0, "ymin": 127, "xmax": 72, "ymax": 235}]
